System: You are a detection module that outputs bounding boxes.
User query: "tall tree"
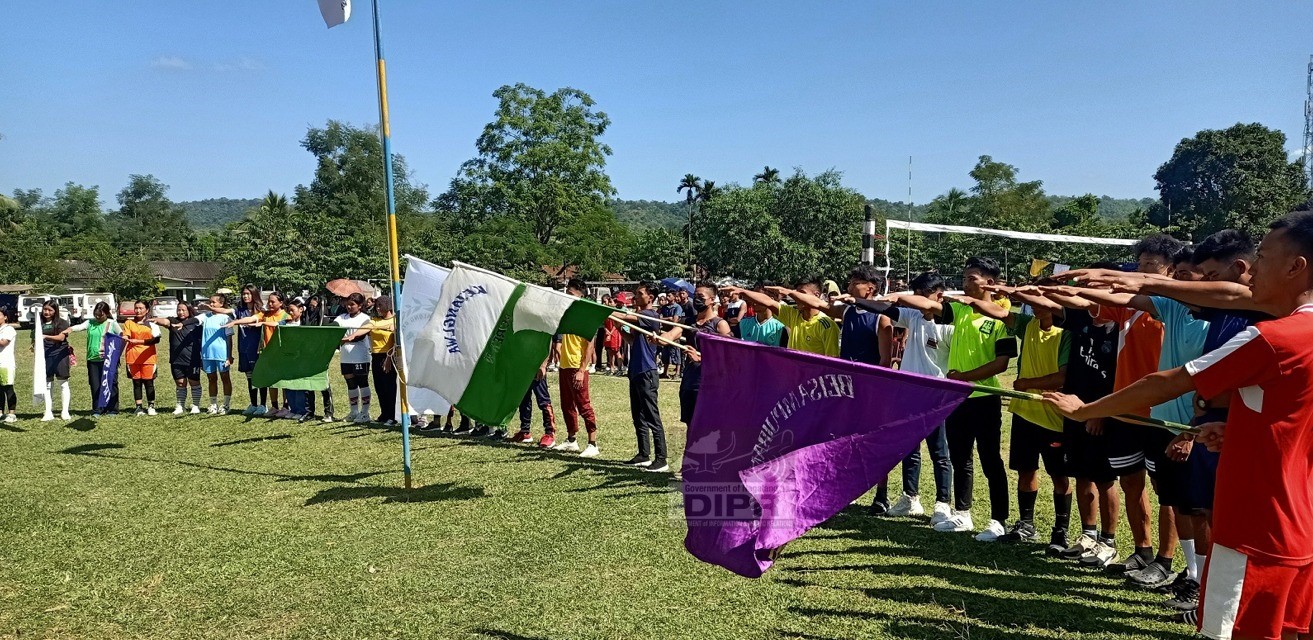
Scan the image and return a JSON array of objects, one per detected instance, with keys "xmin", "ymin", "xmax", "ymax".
[
  {"xmin": 439, "ymin": 83, "xmax": 615, "ymax": 246},
  {"xmin": 753, "ymin": 166, "xmax": 781, "ymax": 185},
  {"xmin": 1152, "ymin": 123, "xmax": 1309, "ymax": 239},
  {"xmin": 677, "ymin": 174, "xmax": 702, "ymax": 274},
  {"xmin": 113, "ymin": 175, "xmax": 193, "ymax": 259}
]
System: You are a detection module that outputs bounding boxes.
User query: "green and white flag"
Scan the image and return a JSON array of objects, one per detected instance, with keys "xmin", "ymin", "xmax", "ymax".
[{"xmin": 409, "ymin": 261, "xmax": 613, "ymax": 426}]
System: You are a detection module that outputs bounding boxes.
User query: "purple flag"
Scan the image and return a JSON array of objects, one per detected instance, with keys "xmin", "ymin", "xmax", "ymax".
[
  {"xmin": 682, "ymin": 334, "xmax": 972, "ymax": 578},
  {"xmin": 97, "ymin": 333, "xmax": 124, "ymax": 411}
]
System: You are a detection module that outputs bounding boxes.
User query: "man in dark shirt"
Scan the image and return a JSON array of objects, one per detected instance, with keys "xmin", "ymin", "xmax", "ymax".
[{"xmin": 614, "ymin": 282, "xmax": 670, "ymax": 473}]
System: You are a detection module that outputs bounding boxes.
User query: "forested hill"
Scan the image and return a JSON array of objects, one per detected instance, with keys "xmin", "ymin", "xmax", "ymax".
[
  {"xmin": 178, "ymin": 197, "xmax": 261, "ymax": 228},
  {"xmin": 180, "ymin": 195, "xmax": 1156, "ymax": 232}
]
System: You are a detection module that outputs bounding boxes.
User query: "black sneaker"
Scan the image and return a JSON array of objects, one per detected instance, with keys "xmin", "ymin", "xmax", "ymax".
[
  {"xmin": 868, "ymin": 499, "xmax": 889, "ymax": 516},
  {"xmin": 1045, "ymin": 528, "xmax": 1068, "ymax": 556},
  {"xmin": 1107, "ymin": 552, "xmax": 1151, "ymax": 575},
  {"xmin": 1177, "ymin": 608, "xmax": 1198, "ymax": 627},
  {"xmin": 1155, "ymin": 570, "xmax": 1191, "ymax": 595},
  {"xmin": 997, "ymin": 521, "xmax": 1037, "ymax": 544},
  {"xmin": 487, "ymin": 427, "xmax": 507, "ymax": 439},
  {"xmin": 415, "ymin": 420, "xmax": 439, "ymax": 432},
  {"xmin": 1164, "ymin": 578, "xmax": 1200, "ymax": 611},
  {"xmin": 647, "ymin": 459, "xmax": 670, "ymax": 473},
  {"xmin": 471, "ymin": 425, "xmax": 491, "ymax": 438},
  {"xmin": 625, "ymin": 455, "xmax": 652, "ymax": 467},
  {"xmin": 1127, "ymin": 561, "xmax": 1176, "ymax": 590}
]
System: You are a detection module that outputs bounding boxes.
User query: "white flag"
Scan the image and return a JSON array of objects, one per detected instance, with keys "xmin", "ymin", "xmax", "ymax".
[
  {"xmin": 317, "ymin": 0, "xmax": 351, "ymax": 28},
  {"xmin": 398, "ymin": 255, "xmax": 452, "ymax": 420},
  {"xmin": 32, "ymin": 326, "xmax": 47, "ymax": 406}
]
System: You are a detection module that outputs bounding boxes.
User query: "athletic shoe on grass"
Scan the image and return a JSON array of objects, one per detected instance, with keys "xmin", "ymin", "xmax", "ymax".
[
  {"xmin": 1164, "ymin": 578, "xmax": 1200, "ymax": 611},
  {"xmin": 1106, "ymin": 552, "xmax": 1152, "ymax": 575},
  {"xmin": 1061, "ymin": 534, "xmax": 1098, "ymax": 560},
  {"xmin": 974, "ymin": 519, "xmax": 1006, "ymax": 542},
  {"xmin": 579, "ymin": 444, "xmax": 600, "ymax": 458},
  {"xmin": 537, "ymin": 433, "xmax": 556, "ymax": 449},
  {"xmin": 1127, "ymin": 562, "xmax": 1177, "ymax": 590},
  {"xmin": 933, "ymin": 511, "xmax": 974, "ymax": 533},
  {"xmin": 886, "ymin": 494, "xmax": 923, "ymax": 517},
  {"xmin": 647, "ymin": 459, "xmax": 670, "ymax": 473},
  {"xmin": 1045, "ymin": 529, "xmax": 1069, "ymax": 557},
  {"xmin": 510, "ymin": 430, "xmax": 533, "ymax": 444},
  {"xmin": 930, "ymin": 502, "xmax": 953, "ymax": 525},
  {"xmin": 554, "ymin": 440, "xmax": 581, "ymax": 452},
  {"xmin": 997, "ymin": 521, "xmax": 1037, "ymax": 544},
  {"xmin": 625, "ymin": 455, "xmax": 651, "ymax": 467}
]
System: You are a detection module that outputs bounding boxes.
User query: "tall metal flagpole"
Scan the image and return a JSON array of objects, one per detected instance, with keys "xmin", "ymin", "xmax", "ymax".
[{"xmin": 370, "ymin": 0, "xmax": 413, "ymax": 489}]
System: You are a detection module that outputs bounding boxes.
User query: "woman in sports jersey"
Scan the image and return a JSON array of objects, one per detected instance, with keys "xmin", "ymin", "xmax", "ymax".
[
  {"xmin": 151, "ymin": 301, "xmax": 203, "ymax": 415},
  {"xmin": 0, "ymin": 306, "xmax": 17, "ymax": 424},
  {"xmin": 37, "ymin": 300, "xmax": 73, "ymax": 421},
  {"xmin": 227, "ymin": 291, "xmax": 290, "ymax": 417},
  {"xmin": 122, "ymin": 300, "xmax": 162, "ymax": 416},
  {"xmin": 67, "ymin": 301, "xmax": 122, "ymax": 416},
  {"xmin": 231, "ymin": 285, "xmax": 267, "ymax": 415},
  {"xmin": 333, "ymin": 293, "xmax": 372, "ymax": 423}
]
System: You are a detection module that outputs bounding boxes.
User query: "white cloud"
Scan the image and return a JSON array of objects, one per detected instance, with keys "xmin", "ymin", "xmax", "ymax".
[{"xmin": 151, "ymin": 55, "xmax": 193, "ymax": 71}]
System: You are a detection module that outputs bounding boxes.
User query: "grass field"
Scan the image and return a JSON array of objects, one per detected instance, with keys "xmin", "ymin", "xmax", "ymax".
[{"xmin": 0, "ymin": 333, "xmax": 1191, "ymax": 639}]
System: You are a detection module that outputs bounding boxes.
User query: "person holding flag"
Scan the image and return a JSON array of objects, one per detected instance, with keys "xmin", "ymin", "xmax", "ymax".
[
  {"xmin": 36, "ymin": 300, "xmax": 72, "ymax": 421},
  {"xmin": 661, "ymin": 281, "xmax": 732, "ymax": 427},
  {"xmin": 611, "ymin": 282, "xmax": 669, "ymax": 472},
  {"xmin": 67, "ymin": 301, "xmax": 122, "ymax": 416},
  {"xmin": 226, "ymin": 292, "xmax": 292, "ymax": 417}
]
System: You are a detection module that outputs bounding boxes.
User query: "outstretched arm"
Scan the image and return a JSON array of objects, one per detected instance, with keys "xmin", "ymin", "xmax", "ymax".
[
  {"xmin": 722, "ymin": 286, "xmax": 781, "ymax": 312},
  {"xmin": 949, "ymin": 354, "xmax": 1010, "ymax": 383},
  {"xmin": 783, "ymin": 287, "xmax": 845, "ymax": 320},
  {"xmin": 1043, "ymin": 367, "xmax": 1195, "ymax": 421},
  {"xmin": 1114, "ymin": 278, "xmax": 1258, "ymax": 312}
]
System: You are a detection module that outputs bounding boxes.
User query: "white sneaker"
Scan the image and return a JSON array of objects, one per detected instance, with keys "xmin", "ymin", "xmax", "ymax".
[
  {"xmin": 190, "ymin": 405, "xmax": 201, "ymax": 415},
  {"xmin": 344, "ymin": 409, "xmax": 359, "ymax": 422},
  {"xmin": 930, "ymin": 502, "xmax": 954, "ymax": 525},
  {"xmin": 555, "ymin": 440, "xmax": 581, "ymax": 452},
  {"xmin": 886, "ymin": 494, "xmax": 924, "ymax": 517},
  {"xmin": 146, "ymin": 407, "xmax": 157, "ymax": 416},
  {"xmin": 579, "ymin": 444, "xmax": 600, "ymax": 458},
  {"xmin": 322, "ymin": 414, "xmax": 337, "ymax": 424},
  {"xmin": 208, "ymin": 404, "xmax": 219, "ymax": 415},
  {"xmin": 974, "ymin": 519, "xmax": 1006, "ymax": 542},
  {"xmin": 1078, "ymin": 541, "xmax": 1119, "ymax": 568},
  {"xmin": 3, "ymin": 414, "xmax": 15, "ymax": 424},
  {"xmin": 353, "ymin": 412, "xmax": 371, "ymax": 424},
  {"xmin": 135, "ymin": 408, "xmax": 146, "ymax": 416},
  {"xmin": 60, "ymin": 410, "xmax": 71, "ymax": 420},
  {"xmin": 173, "ymin": 405, "xmax": 185, "ymax": 416},
  {"xmin": 933, "ymin": 510, "xmax": 975, "ymax": 533},
  {"xmin": 219, "ymin": 406, "xmax": 230, "ymax": 415},
  {"xmin": 41, "ymin": 412, "xmax": 55, "ymax": 422}
]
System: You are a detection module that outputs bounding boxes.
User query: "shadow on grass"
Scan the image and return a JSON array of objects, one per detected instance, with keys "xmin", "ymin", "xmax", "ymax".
[
  {"xmin": 775, "ymin": 511, "xmax": 1191, "ymax": 639},
  {"xmin": 1, "ymin": 423, "xmax": 26, "ymax": 432},
  {"xmin": 59, "ymin": 442, "xmax": 387, "ymax": 485},
  {"xmin": 304, "ymin": 481, "xmax": 485, "ymax": 506},
  {"xmin": 472, "ymin": 628, "xmax": 551, "ymax": 640},
  {"xmin": 210, "ymin": 433, "xmax": 294, "ymax": 448},
  {"xmin": 66, "ymin": 417, "xmax": 96, "ymax": 432}
]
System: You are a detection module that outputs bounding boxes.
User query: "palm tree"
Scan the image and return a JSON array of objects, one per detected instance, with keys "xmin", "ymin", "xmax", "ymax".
[
  {"xmin": 677, "ymin": 175, "xmax": 701, "ymax": 274},
  {"xmin": 753, "ymin": 166, "xmax": 780, "ymax": 185},
  {"xmin": 696, "ymin": 180, "xmax": 719, "ymax": 203}
]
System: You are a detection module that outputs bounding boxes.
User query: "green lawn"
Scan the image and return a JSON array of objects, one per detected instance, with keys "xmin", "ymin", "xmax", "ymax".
[{"xmin": 0, "ymin": 333, "xmax": 1189, "ymax": 639}]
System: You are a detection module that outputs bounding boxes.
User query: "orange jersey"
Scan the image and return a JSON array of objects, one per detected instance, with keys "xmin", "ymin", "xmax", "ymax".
[
  {"xmin": 1092, "ymin": 305, "xmax": 1163, "ymax": 416},
  {"xmin": 122, "ymin": 319, "xmax": 160, "ymax": 379},
  {"xmin": 258, "ymin": 310, "xmax": 289, "ymax": 348}
]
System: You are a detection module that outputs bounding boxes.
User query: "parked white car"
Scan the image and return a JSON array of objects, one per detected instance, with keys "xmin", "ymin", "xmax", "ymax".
[
  {"xmin": 76, "ymin": 293, "xmax": 117, "ymax": 321},
  {"xmin": 17, "ymin": 294, "xmax": 54, "ymax": 327},
  {"xmin": 152, "ymin": 296, "xmax": 180, "ymax": 319}
]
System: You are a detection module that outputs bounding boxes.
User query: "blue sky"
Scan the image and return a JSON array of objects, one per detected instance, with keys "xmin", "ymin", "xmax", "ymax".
[{"xmin": 4, "ymin": 1, "xmax": 1313, "ymax": 206}]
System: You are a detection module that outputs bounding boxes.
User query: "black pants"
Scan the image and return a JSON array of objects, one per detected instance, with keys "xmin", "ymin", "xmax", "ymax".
[
  {"xmin": 307, "ymin": 389, "xmax": 334, "ymax": 417},
  {"xmin": 0, "ymin": 384, "xmax": 14, "ymax": 413},
  {"xmin": 371, "ymin": 353, "xmax": 397, "ymax": 422},
  {"xmin": 87, "ymin": 360, "xmax": 120, "ymax": 412},
  {"xmin": 629, "ymin": 369, "xmax": 666, "ymax": 461},
  {"xmin": 946, "ymin": 395, "xmax": 1009, "ymax": 522},
  {"xmin": 519, "ymin": 378, "xmax": 553, "ymax": 432}
]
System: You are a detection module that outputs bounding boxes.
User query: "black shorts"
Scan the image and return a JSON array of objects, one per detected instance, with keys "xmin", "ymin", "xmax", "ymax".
[
  {"xmin": 45, "ymin": 353, "xmax": 71, "ymax": 380},
  {"xmin": 239, "ymin": 352, "xmax": 258, "ymax": 374},
  {"xmin": 171, "ymin": 363, "xmax": 201, "ymax": 382},
  {"xmin": 1144, "ymin": 427, "xmax": 1189, "ymax": 508},
  {"xmin": 1008, "ymin": 415, "xmax": 1069, "ymax": 476},
  {"xmin": 341, "ymin": 362, "xmax": 369, "ymax": 377},
  {"xmin": 1183, "ymin": 409, "xmax": 1226, "ymax": 512},
  {"xmin": 1105, "ymin": 417, "xmax": 1148, "ymax": 474},
  {"xmin": 1062, "ymin": 418, "xmax": 1117, "ymax": 484},
  {"xmin": 664, "ymin": 345, "xmax": 682, "ymax": 365}
]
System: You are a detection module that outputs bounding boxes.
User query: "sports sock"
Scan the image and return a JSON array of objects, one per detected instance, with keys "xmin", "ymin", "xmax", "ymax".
[
  {"xmin": 1194, "ymin": 553, "xmax": 1207, "ymax": 581},
  {"xmin": 1018, "ymin": 490, "xmax": 1038, "ymax": 523},
  {"xmin": 59, "ymin": 381, "xmax": 70, "ymax": 413},
  {"xmin": 1053, "ymin": 492, "xmax": 1072, "ymax": 531},
  {"xmin": 43, "ymin": 382, "xmax": 53, "ymax": 415},
  {"xmin": 1099, "ymin": 533, "xmax": 1116, "ymax": 547},
  {"xmin": 1135, "ymin": 546, "xmax": 1154, "ymax": 563},
  {"xmin": 191, "ymin": 385, "xmax": 202, "ymax": 407},
  {"xmin": 1082, "ymin": 527, "xmax": 1098, "ymax": 538},
  {"xmin": 1154, "ymin": 555, "xmax": 1173, "ymax": 569},
  {"xmin": 1181, "ymin": 539, "xmax": 1198, "ymax": 580},
  {"xmin": 176, "ymin": 387, "xmax": 187, "ymax": 406},
  {"xmin": 223, "ymin": 395, "xmax": 231, "ymax": 409}
]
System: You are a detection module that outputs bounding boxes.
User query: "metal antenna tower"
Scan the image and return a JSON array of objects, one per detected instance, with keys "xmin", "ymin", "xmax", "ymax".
[{"xmin": 1304, "ymin": 55, "xmax": 1313, "ymax": 184}]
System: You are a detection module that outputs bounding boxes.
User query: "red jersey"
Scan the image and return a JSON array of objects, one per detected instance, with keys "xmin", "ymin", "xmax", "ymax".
[
  {"xmin": 1093, "ymin": 306, "xmax": 1164, "ymax": 416},
  {"xmin": 1186, "ymin": 305, "xmax": 1313, "ymax": 565}
]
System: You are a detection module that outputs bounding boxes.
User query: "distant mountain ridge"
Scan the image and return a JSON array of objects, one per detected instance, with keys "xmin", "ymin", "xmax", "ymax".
[{"xmin": 178, "ymin": 197, "xmax": 261, "ymax": 229}]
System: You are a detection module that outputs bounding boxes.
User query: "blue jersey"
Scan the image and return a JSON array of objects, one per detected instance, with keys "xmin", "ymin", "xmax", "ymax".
[
  {"xmin": 235, "ymin": 308, "xmax": 261, "ymax": 357},
  {"xmin": 627, "ymin": 309, "xmax": 662, "ymax": 377},
  {"xmin": 1150, "ymin": 297, "xmax": 1209, "ymax": 424},
  {"xmin": 199, "ymin": 312, "xmax": 232, "ymax": 361},
  {"xmin": 739, "ymin": 316, "xmax": 785, "ymax": 347},
  {"xmin": 839, "ymin": 305, "xmax": 883, "ymax": 365}
]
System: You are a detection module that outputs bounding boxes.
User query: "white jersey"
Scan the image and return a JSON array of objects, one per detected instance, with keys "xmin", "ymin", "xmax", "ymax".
[
  {"xmin": 0, "ymin": 325, "xmax": 15, "ymax": 379},
  {"xmin": 895, "ymin": 307, "xmax": 954, "ymax": 378},
  {"xmin": 333, "ymin": 313, "xmax": 371, "ymax": 364}
]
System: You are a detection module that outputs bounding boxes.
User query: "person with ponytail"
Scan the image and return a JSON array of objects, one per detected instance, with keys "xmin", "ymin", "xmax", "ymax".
[
  {"xmin": 333, "ymin": 293, "xmax": 372, "ymax": 423},
  {"xmin": 122, "ymin": 300, "xmax": 162, "ymax": 416},
  {"xmin": 36, "ymin": 300, "xmax": 72, "ymax": 421}
]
